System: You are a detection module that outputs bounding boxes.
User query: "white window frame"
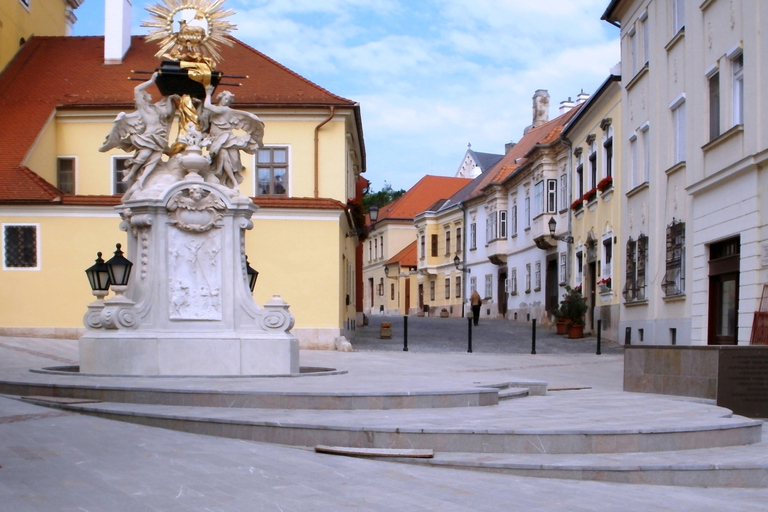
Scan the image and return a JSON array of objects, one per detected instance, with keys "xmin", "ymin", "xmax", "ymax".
[
  {"xmin": 255, "ymin": 145, "xmax": 290, "ymax": 197},
  {"xmin": 546, "ymin": 179, "xmax": 557, "ymax": 213},
  {"xmin": 673, "ymin": 0, "xmax": 685, "ymax": 35},
  {"xmin": 640, "ymin": 9, "xmax": 649, "ymax": 65},
  {"xmin": 510, "ymin": 268, "xmax": 518, "ymax": 295},
  {"xmin": 524, "ymin": 196, "xmax": 531, "ymax": 229},
  {"xmin": 559, "ymin": 252, "xmax": 567, "ymax": 285},
  {"xmin": 445, "ymin": 278, "xmax": 451, "ymax": 299},
  {"xmin": 670, "ymin": 94, "xmax": 686, "ymax": 164},
  {"xmin": 641, "ymin": 123, "xmax": 650, "ymax": 183},
  {"xmin": 499, "ymin": 210, "xmax": 507, "ymax": 239},
  {"xmin": 57, "ymin": 156, "xmax": 77, "ymax": 195},
  {"xmin": 731, "ymin": 49, "xmax": 744, "ymax": 127},
  {"xmin": 470, "ymin": 276, "xmax": 477, "ymax": 294},
  {"xmin": 510, "ymin": 204, "xmax": 518, "ymax": 237},
  {"xmin": 2, "ymin": 223, "xmax": 40, "ymax": 271},
  {"xmin": 534, "ymin": 261, "xmax": 541, "ymax": 292},
  {"xmin": 629, "ymin": 24, "xmax": 638, "ymax": 76},
  {"xmin": 112, "ymin": 155, "xmax": 131, "ymax": 195},
  {"xmin": 534, "ymin": 181, "xmax": 544, "ymax": 217},
  {"xmin": 629, "ymin": 133, "xmax": 638, "ymax": 189},
  {"xmin": 484, "ymin": 274, "xmax": 493, "ymax": 299},
  {"xmin": 525, "ymin": 264, "xmax": 531, "ymax": 293},
  {"xmin": 470, "ymin": 222, "xmax": 477, "ymax": 250},
  {"xmin": 559, "ymin": 174, "xmax": 568, "ymax": 211}
]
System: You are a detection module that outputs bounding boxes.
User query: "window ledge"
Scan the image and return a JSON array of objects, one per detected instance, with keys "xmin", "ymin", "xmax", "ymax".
[
  {"xmin": 700, "ymin": 0, "xmax": 716, "ymax": 12},
  {"xmin": 663, "ymin": 293, "xmax": 687, "ymax": 302},
  {"xmin": 702, "ymin": 124, "xmax": 744, "ymax": 153},
  {"xmin": 626, "ymin": 181, "xmax": 649, "ymax": 198},
  {"xmin": 624, "ymin": 299, "xmax": 649, "ymax": 308},
  {"xmin": 665, "ymin": 27, "xmax": 685, "ymax": 52},
  {"xmin": 625, "ymin": 63, "xmax": 649, "ymax": 91},
  {"xmin": 665, "ymin": 161, "xmax": 686, "ymax": 176}
]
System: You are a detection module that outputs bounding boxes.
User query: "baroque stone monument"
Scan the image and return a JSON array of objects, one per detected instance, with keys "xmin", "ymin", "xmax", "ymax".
[{"xmin": 79, "ymin": 0, "xmax": 299, "ymax": 375}]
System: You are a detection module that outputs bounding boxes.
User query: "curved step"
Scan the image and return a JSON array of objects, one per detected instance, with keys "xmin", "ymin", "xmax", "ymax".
[
  {"xmin": 19, "ymin": 394, "xmax": 763, "ymax": 455},
  {"xmin": 390, "ymin": 442, "xmax": 768, "ymax": 488},
  {"xmin": 0, "ymin": 380, "xmax": 500, "ymax": 410}
]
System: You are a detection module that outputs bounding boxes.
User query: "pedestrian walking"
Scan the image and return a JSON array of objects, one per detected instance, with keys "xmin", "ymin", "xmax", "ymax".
[{"xmin": 470, "ymin": 290, "xmax": 482, "ymax": 326}]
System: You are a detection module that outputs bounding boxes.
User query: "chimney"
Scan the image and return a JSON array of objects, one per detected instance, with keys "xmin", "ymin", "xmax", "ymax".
[
  {"xmin": 531, "ymin": 89, "xmax": 550, "ymax": 128},
  {"xmin": 576, "ymin": 89, "xmax": 590, "ymax": 105},
  {"xmin": 505, "ymin": 141, "xmax": 517, "ymax": 154},
  {"xmin": 104, "ymin": 0, "xmax": 132, "ymax": 65},
  {"xmin": 559, "ymin": 97, "xmax": 576, "ymax": 114}
]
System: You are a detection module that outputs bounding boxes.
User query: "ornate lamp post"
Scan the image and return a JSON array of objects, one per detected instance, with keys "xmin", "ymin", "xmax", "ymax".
[
  {"xmin": 105, "ymin": 243, "xmax": 133, "ymax": 300},
  {"xmin": 85, "ymin": 252, "xmax": 111, "ymax": 300},
  {"xmin": 245, "ymin": 256, "xmax": 259, "ymax": 292}
]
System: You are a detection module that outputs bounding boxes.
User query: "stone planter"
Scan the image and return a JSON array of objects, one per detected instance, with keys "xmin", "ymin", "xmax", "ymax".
[{"xmin": 380, "ymin": 323, "xmax": 392, "ymax": 339}]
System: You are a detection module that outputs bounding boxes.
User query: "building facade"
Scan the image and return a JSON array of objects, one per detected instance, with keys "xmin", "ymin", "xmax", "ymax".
[
  {"xmin": 562, "ymin": 74, "xmax": 623, "ymax": 342},
  {"xmin": 0, "ymin": 4, "xmax": 366, "ymax": 349},
  {"xmin": 603, "ymin": 0, "xmax": 768, "ymax": 345}
]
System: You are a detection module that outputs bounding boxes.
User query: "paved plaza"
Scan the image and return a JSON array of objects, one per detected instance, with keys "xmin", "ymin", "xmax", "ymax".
[{"xmin": 0, "ymin": 326, "xmax": 767, "ymax": 511}]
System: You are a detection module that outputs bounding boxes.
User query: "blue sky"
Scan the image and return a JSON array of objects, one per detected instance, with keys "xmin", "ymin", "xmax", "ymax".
[{"xmin": 73, "ymin": 0, "xmax": 620, "ymax": 192}]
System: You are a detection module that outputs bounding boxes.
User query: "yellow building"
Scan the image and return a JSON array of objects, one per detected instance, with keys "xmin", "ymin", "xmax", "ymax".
[
  {"xmin": 0, "ymin": 0, "xmax": 81, "ymax": 70},
  {"xmin": 0, "ymin": 32, "xmax": 365, "ymax": 348},
  {"xmin": 561, "ymin": 74, "xmax": 622, "ymax": 341}
]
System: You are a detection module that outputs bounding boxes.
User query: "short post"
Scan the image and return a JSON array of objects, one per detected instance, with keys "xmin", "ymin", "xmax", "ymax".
[
  {"xmin": 531, "ymin": 318, "xmax": 537, "ymax": 355},
  {"xmin": 467, "ymin": 317, "xmax": 473, "ymax": 353},
  {"xmin": 403, "ymin": 315, "xmax": 409, "ymax": 352},
  {"xmin": 596, "ymin": 319, "xmax": 602, "ymax": 355},
  {"xmin": 625, "ymin": 326, "xmax": 631, "ymax": 345}
]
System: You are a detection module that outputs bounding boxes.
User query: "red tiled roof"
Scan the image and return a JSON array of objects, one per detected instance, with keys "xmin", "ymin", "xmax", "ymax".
[
  {"xmin": 0, "ymin": 36, "xmax": 357, "ymax": 203},
  {"xmin": 253, "ymin": 196, "xmax": 346, "ymax": 210},
  {"xmin": 376, "ymin": 175, "xmax": 472, "ymax": 222},
  {"xmin": 460, "ymin": 106, "xmax": 583, "ymax": 201},
  {"xmin": 387, "ymin": 240, "xmax": 417, "ymax": 268}
]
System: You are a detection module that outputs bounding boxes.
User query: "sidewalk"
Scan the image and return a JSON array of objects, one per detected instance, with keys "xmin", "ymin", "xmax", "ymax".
[{"xmin": 1, "ymin": 336, "xmax": 767, "ymax": 511}]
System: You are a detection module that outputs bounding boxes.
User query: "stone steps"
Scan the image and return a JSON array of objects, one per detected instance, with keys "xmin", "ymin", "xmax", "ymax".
[
  {"xmin": 17, "ymin": 393, "xmax": 762, "ymax": 456},
  {"xmin": 386, "ymin": 437, "xmax": 768, "ymax": 487}
]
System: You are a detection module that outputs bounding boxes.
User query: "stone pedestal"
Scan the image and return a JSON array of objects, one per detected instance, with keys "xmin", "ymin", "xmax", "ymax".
[{"xmin": 79, "ymin": 175, "xmax": 299, "ymax": 375}]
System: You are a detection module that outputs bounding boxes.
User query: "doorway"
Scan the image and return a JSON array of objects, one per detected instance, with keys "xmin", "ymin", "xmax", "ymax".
[
  {"xmin": 546, "ymin": 256, "xmax": 558, "ymax": 315},
  {"xmin": 708, "ymin": 237, "xmax": 740, "ymax": 345},
  {"xmin": 497, "ymin": 269, "xmax": 508, "ymax": 318}
]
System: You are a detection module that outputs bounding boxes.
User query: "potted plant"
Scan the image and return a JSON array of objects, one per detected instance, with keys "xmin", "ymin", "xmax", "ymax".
[
  {"xmin": 585, "ymin": 187, "xmax": 598, "ymax": 203},
  {"xmin": 552, "ymin": 303, "xmax": 568, "ymax": 334},
  {"xmin": 597, "ymin": 176, "xmax": 613, "ymax": 193},
  {"xmin": 560, "ymin": 286, "xmax": 588, "ymax": 339},
  {"xmin": 570, "ymin": 197, "xmax": 584, "ymax": 212}
]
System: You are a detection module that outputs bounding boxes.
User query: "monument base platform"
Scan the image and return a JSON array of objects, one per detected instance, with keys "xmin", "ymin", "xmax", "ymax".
[{"xmin": 79, "ymin": 333, "xmax": 299, "ymax": 376}]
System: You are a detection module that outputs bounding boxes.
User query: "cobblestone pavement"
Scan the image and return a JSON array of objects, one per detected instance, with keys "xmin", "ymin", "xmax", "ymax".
[{"xmin": 351, "ymin": 315, "xmax": 624, "ymax": 354}]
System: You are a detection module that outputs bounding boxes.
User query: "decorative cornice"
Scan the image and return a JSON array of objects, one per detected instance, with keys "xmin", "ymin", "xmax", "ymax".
[
  {"xmin": 586, "ymin": 134, "xmax": 596, "ymax": 145},
  {"xmin": 600, "ymin": 118, "xmax": 612, "ymax": 131}
]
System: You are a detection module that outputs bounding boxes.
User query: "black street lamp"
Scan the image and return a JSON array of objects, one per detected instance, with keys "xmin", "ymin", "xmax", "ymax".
[
  {"xmin": 245, "ymin": 256, "xmax": 259, "ymax": 292},
  {"xmin": 454, "ymin": 255, "xmax": 469, "ymax": 273},
  {"xmin": 548, "ymin": 217, "xmax": 574, "ymax": 243},
  {"xmin": 85, "ymin": 252, "xmax": 110, "ymax": 298},
  {"xmin": 105, "ymin": 243, "xmax": 133, "ymax": 287}
]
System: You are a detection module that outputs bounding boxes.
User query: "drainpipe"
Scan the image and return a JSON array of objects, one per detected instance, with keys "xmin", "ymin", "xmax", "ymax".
[
  {"xmin": 559, "ymin": 135, "xmax": 574, "ymax": 285},
  {"xmin": 459, "ymin": 201, "xmax": 467, "ymax": 317},
  {"xmin": 314, "ymin": 106, "xmax": 335, "ymax": 198}
]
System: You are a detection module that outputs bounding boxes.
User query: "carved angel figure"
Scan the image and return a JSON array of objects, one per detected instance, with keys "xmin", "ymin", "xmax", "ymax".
[
  {"xmin": 100, "ymin": 72, "xmax": 177, "ymax": 191},
  {"xmin": 203, "ymin": 85, "xmax": 265, "ymax": 189}
]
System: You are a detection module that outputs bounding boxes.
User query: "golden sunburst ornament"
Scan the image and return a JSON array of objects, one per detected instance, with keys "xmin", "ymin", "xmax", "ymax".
[{"xmin": 142, "ymin": 0, "xmax": 237, "ymax": 66}]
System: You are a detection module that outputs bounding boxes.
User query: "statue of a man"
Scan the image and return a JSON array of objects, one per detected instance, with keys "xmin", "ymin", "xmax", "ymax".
[{"xmin": 203, "ymin": 85, "xmax": 265, "ymax": 189}]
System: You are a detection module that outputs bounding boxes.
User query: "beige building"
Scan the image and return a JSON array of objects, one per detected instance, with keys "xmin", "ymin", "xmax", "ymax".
[
  {"xmin": 0, "ymin": 5, "xmax": 366, "ymax": 349},
  {"xmin": 561, "ymin": 74, "xmax": 623, "ymax": 341},
  {"xmin": 603, "ymin": 0, "xmax": 768, "ymax": 345}
]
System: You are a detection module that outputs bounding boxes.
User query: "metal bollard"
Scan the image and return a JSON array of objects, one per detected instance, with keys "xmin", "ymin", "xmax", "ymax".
[
  {"xmin": 403, "ymin": 315, "xmax": 409, "ymax": 352},
  {"xmin": 467, "ymin": 317, "xmax": 473, "ymax": 353},
  {"xmin": 531, "ymin": 318, "xmax": 537, "ymax": 355},
  {"xmin": 596, "ymin": 319, "xmax": 602, "ymax": 355}
]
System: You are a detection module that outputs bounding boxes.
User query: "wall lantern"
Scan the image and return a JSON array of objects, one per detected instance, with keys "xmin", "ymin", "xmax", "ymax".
[
  {"xmin": 369, "ymin": 205, "xmax": 379, "ymax": 223},
  {"xmin": 454, "ymin": 255, "xmax": 469, "ymax": 273},
  {"xmin": 548, "ymin": 217, "xmax": 574, "ymax": 243},
  {"xmin": 245, "ymin": 256, "xmax": 259, "ymax": 292}
]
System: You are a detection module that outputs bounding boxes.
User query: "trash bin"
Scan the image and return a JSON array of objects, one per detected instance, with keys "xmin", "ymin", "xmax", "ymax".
[{"xmin": 380, "ymin": 323, "xmax": 392, "ymax": 339}]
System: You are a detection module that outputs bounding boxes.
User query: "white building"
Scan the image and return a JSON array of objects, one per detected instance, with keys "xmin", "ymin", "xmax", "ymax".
[{"xmin": 603, "ymin": 0, "xmax": 768, "ymax": 345}]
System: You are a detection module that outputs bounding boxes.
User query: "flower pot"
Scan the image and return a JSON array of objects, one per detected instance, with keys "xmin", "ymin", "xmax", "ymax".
[
  {"xmin": 556, "ymin": 319, "xmax": 568, "ymax": 334},
  {"xmin": 568, "ymin": 323, "xmax": 585, "ymax": 339}
]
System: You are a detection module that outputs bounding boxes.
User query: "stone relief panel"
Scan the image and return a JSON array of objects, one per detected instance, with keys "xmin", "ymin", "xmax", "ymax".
[{"xmin": 167, "ymin": 227, "xmax": 223, "ymax": 320}]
